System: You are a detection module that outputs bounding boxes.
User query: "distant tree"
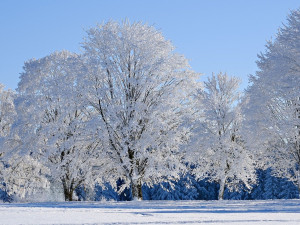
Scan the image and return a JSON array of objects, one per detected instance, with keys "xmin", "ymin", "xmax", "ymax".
[
  {"xmin": 0, "ymin": 84, "xmax": 20, "ymax": 200},
  {"xmin": 191, "ymin": 73, "xmax": 256, "ymax": 200},
  {"xmin": 0, "ymin": 84, "xmax": 15, "ymax": 139},
  {"xmin": 144, "ymin": 175, "xmax": 199, "ymax": 200},
  {"xmin": 195, "ymin": 179, "xmax": 219, "ymax": 200},
  {"xmin": 1, "ymin": 155, "xmax": 50, "ymax": 201},
  {"xmin": 0, "ymin": 83, "xmax": 16, "ymax": 160},
  {"xmin": 80, "ymin": 21, "xmax": 198, "ymax": 200}
]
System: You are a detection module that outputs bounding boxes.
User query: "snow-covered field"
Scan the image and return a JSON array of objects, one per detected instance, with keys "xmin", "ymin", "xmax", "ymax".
[{"xmin": 0, "ymin": 200, "xmax": 300, "ymax": 225}]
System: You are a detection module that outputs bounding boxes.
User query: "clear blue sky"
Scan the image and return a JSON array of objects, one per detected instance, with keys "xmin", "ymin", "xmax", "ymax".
[{"xmin": 1, "ymin": 0, "xmax": 300, "ymax": 91}]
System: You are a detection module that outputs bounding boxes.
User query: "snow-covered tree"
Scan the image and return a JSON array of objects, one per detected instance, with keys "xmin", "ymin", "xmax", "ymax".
[
  {"xmin": 245, "ymin": 8, "xmax": 300, "ymax": 193},
  {"xmin": 80, "ymin": 21, "xmax": 198, "ymax": 200},
  {"xmin": 0, "ymin": 83, "xmax": 16, "ymax": 161},
  {"xmin": 0, "ymin": 84, "xmax": 20, "ymax": 198},
  {"xmin": 191, "ymin": 73, "xmax": 256, "ymax": 200},
  {"xmin": 0, "ymin": 87, "xmax": 55, "ymax": 200},
  {"xmin": 1, "ymin": 154, "xmax": 50, "ymax": 201},
  {"xmin": 0, "ymin": 95, "xmax": 46, "ymax": 201},
  {"xmin": 0, "ymin": 86, "xmax": 13, "ymax": 196},
  {"xmin": 13, "ymin": 51, "xmax": 104, "ymax": 201},
  {"xmin": 0, "ymin": 84, "xmax": 15, "ymax": 140}
]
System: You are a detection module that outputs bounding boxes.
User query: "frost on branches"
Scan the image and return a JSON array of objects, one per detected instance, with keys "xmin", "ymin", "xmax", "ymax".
[
  {"xmin": 12, "ymin": 51, "xmax": 103, "ymax": 201},
  {"xmin": 80, "ymin": 21, "xmax": 198, "ymax": 200},
  {"xmin": 0, "ymin": 84, "xmax": 18, "ymax": 199},
  {"xmin": 1, "ymin": 21, "xmax": 198, "ymax": 201},
  {"xmin": 191, "ymin": 73, "xmax": 256, "ymax": 200},
  {"xmin": 0, "ymin": 84, "xmax": 15, "ymax": 139},
  {"xmin": 245, "ymin": 9, "xmax": 300, "ymax": 193},
  {"xmin": 3, "ymin": 10, "xmax": 300, "ymax": 202}
]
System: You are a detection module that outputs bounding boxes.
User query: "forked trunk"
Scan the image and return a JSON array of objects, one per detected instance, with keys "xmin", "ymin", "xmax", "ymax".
[{"xmin": 62, "ymin": 179, "xmax": 74, "ymax": 201}]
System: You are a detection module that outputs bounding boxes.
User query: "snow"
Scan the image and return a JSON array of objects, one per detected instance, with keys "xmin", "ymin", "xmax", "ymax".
[{"xmin": 1, "ymin": 200, "xmax": 300, "ymax": 224}]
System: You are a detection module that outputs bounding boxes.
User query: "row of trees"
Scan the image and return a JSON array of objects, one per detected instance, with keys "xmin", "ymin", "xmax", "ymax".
[{"xmin": 1, "ymin": 9, "xmax": 300, "ymax": 201}]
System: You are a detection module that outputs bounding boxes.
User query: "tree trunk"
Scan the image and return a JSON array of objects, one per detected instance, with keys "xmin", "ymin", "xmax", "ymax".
[
  {"xmin": 131, "ymin": 178, "xmax": 143, "ymax": 200},
  {"xmin": 63, "ymin": 187, "xmax": 74, "ymax": 201},
  {"xmin": 218, "ymin": 177, "xmax": 226, "ymax": 200},
  {"xmin": 297, "ymin": 171, "xmax": 300, "ymax": 199},
  {"xmin": 62, "ymin": 179, "xmax": 74, "ymax": 201},
  {"xmin": 128, "ymin": 146, "xmax": 143, "ymax": 200}
]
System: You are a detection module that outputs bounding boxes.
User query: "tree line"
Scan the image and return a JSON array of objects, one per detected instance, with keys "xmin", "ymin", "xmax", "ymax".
[{"xmin": 1, "ymin": 9, "xmax": 300, "ymax": 201}]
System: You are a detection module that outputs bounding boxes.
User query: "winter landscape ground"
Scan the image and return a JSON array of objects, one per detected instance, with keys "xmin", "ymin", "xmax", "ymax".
[{"xmin": 0, "ymin": 200, "xmax": 300, "ymax": 225}]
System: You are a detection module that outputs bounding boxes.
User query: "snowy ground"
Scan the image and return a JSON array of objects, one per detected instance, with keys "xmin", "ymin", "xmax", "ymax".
[{"xmin": 0, "ymin": 200, "xmax": 300, "ymax": 225}]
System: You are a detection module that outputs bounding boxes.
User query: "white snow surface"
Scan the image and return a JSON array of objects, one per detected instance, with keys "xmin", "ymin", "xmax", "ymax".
[{"xmin": 0, "ymin": 200, "xmax": 300, "ymax": 225}]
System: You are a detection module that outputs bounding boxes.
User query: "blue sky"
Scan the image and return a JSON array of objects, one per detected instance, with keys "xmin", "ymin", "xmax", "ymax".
[{"xmin": 1, "ymin": 0, "xmax": 300, "ymax": 91}]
